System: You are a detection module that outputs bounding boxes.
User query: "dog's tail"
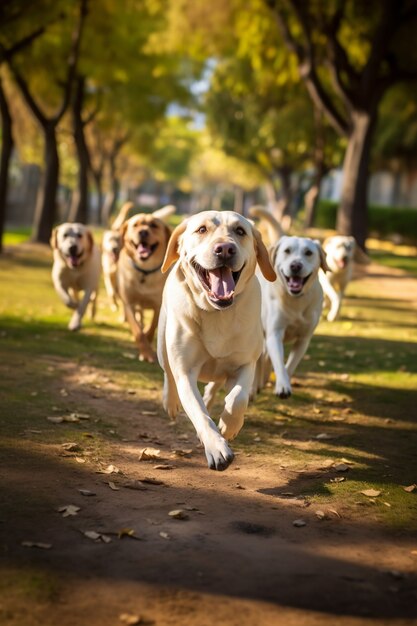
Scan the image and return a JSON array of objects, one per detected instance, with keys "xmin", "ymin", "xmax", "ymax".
[
  {"xmin": 110, "ymin": 202, "xmax": 134, "ymax": 230},
  {"xmin": 249, "ymin": 205, "xmax": 284, "ymax": 243},
  {"xmin": 153, "ymin": 204, "xmax": 176, "ymax": 222}
]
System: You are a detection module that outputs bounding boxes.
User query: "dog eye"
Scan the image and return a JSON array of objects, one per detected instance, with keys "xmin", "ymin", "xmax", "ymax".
[
  {"xmin": 235, "ymin": 227, "xmax": 246, "ymax": 236},
  {"xmin": 76, "ymin": 233, "xmax": 82, "ymax": 239},
  {"xmin": 305, "ymin": 249, "xmax": 313, "ymax": 256},
  {"xmin": 150, "ymin": 222, "xmax": 158, "ymax": 229},
  {"xmin": 284, "ymin": 248, "xmax": 291, "ymax": 254},
  {"xmin": 197, "ymin": 226, "xmax": 207, "ymax": 234}
]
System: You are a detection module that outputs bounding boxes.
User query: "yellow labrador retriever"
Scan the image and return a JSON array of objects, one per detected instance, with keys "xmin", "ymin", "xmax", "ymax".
[
  {"xmin": 50, "ymin": 223, "xmax": 101, "ymax": 331},
  {"xmin": 117, "ymin": 205, "xmax": 176, "ymax": 362},
  {"xmin": 157, "ymin": 210, "xmax": 276, "ymax": 471},
  {"xmin": 250, "ymin": 207, "xmax": 328, "ymax": 398},
  {"xmin": 319, "ymin": 235, "xmax": 356, "ymax": 321}
]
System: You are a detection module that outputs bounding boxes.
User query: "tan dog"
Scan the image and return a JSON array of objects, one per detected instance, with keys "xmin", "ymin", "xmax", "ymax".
[
  {"xmin": 50, "ymin": 223, "xmax": 101, "ymax": 331},
  {"xmin": 101, "ymin": 202, "xmax": 133, "ymax": 311},
  {"xmin": 250, "ymin": 207, "xmax": 328, "ymax": 398},
  {"xmin": 117, "ymin": 205, "xmax": 176, "ymax": 362},
  {"xmin": 319, "ymin": 235, "xmax": 356, "ymax": 321},
  {"xmin": 157, "ymin": 210, "xmax": 276, "ymax": 471}
]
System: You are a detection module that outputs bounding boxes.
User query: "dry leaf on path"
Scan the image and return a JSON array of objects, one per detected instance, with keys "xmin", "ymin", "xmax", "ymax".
[
  {"xmin": 123, "ymin": 480, "xmax": 148, "ymax": 491},
  {"xmin": 360, "ymin": 489, "xmax": 381, "ymax": 497},
  {"xmin": 98, "ymin": 464, "xmax": 120, "ymax": 474},
  {"xmin": 403, "ymin": 484, "xmax": 416, "ymax": 493},
  {"xmin": 154, "ymin": 464, "xmax": 176, "ymax": 470},
  {"xmin": 21, "ymin": 541, "xmax": 52, "ymax": 549},
  {"xmin": 140, "ymin": 477, "xmax": 165, "ymax": 486},
  {"xmin": 83, "ymin": 530, "xmax": 112, "ymax": 543},
  {"xmin": 138, "ymin": 447, "xmax": 161, "ymax": 461},
  {"xmin": 171, "ymin": 448, "xmax": 193, "ymax": 457},
  {"xmin": 108, "ymin": 481, "xmax": 120, "ymax": 491},
  {"xmin": 168, "ymin": 509, "xmax": 189, "ymax": 520},
  {"xmin": 334, "ymin": 463, "xmax": 350, "ymax": 472},
  {"xmin": 61, "ymin": 442, "xmax": 81, "ymax": 452},
  {"xmin": 293, "ymin": 519, "xmax": 306, "ymax": 527},
  {"xmin": 79, "ymin": 489, "xmax": 96, "ymax": 497},
  {"xmin": 159, "ymin": 532, "xmax": 170, "ymax": 540},
  {"xmin": 58, "ymin": 505, "xmax": 80, "ymax": 517}
]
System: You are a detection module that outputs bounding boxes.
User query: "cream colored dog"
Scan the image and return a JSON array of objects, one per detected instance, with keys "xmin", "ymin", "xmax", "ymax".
[
  {"xmin": 50, "ymin": 223, "xmax": 101, "ymax": 331},
  {"xmin": 157, "ymin": 210, "xmax": 276, "ymax": 471},
  {"xmin": 101, "ymin": 202, "xmax": 133, "ymax": 311},
  {"xmin": 250, "ymin": 207, "xmax": 328, "ymax": 398},
  {"xmin": 319, "ymin": 235, "xmax": 356, "ymax": 321},
  {"xmin": 117, "ymin": 205, "xmax": 176, "ymax": 362}
]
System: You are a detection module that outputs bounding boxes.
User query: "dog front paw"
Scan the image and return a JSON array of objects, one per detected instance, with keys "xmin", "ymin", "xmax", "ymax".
[
  {"xmin": 202, "ymin": 428, "xmax": 234, "ymax": 471},
  {"xmin": 65, "ymin": 299, "xmax": 78, "ymax": 310},
  {"xmin": 138, "ymin": 345, "xmax": 157, "ymax": 363},
  {"xmin": 275, "ymin": 380, "xmax": 292, "ymax": 399},
  {"xmin": 68, "ymin": 316, "xmax": 81, "ymax": 332}
]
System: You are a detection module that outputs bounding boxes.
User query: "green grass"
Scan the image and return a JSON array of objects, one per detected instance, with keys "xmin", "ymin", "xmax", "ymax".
[{"xmin": 0, "ymin": 241, "xmax": 416, "ymax": 533}]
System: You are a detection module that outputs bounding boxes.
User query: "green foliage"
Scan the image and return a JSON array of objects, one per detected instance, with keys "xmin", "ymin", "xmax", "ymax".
[{"xmin": 315, "ymin": 200, "xmax": 417, "ymax": 244}]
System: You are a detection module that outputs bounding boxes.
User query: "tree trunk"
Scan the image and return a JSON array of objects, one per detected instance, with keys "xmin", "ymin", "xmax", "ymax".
[
  {"xmin": 93, "ymin": 170, "xmax": 104, "ymax": 225},
  {"xmin": 336, "ymin": 110, "xmax": 376, "ymax": 250},
  {"xmin": 0, "ymin": 77, "xmax": 14, "ymax": 254},
  {"xmin": 69, "ymin": 76, "xmax": 90, "ymax": 223},
  {"xmin": 101, "ymin": 154, "xmax": 119, "ymax": 226},
  {"xmin": 32, "ymin": 124, "xmax": 59, "ymax": 243}
]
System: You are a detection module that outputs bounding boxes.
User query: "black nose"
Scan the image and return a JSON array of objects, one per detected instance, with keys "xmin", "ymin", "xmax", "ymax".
[
  {"xmin": 342, "ymin": 255, "xmax": 349, "ymax": 263},
  {"xmin": 214, "ymin": 242, "xmax": 236, "ymax": 259},
  {"xmin": 139, "ymin": 229, "xmax": 149, "ymax": 241},
  {"xmin": 290, "ymin": 261, "xmax": 302, "ymax": 274},
  {"xmin": 69, "ymin": 245, "xmax": 78, "ymax": 256}
]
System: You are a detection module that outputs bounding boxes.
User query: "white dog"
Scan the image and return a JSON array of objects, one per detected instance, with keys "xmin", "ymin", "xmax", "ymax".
[
  {"xmin": 319, "ymin": 235, "xmax": 356, "ymax": 322},
  {"xmin": 101, "ymin": 202, "xmax": 133, "ymax": 311},
  {"xmin": 250, "ymin": 207, "xmax": 328, "ymax": 398},
  {"xmin": 157, "ymin": 210, "xmax": 276, "ymax": 471},
  {"xmin": 50, "ymin": 223, "xmax": 101, "ymax": 331}
]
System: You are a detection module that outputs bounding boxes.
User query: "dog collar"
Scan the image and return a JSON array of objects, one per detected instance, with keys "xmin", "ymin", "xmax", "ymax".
[{"xmin": 130, "ymin": 258, "xmax": 163, "ymax": 282}]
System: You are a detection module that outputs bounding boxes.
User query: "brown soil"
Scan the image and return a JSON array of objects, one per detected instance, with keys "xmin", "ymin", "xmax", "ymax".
[{"xmin": 1, "ymin": 262, "xmax": 417, "ymax": 626}]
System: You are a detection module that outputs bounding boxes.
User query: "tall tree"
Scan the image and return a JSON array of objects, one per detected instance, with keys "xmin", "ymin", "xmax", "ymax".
[
  {"xmin": 8, "ymin": 0, "xmax": 88, "ymax": 243},
  {"xmin": 266, "ymin": 0, "xmax": 417, "ymax": 248}
]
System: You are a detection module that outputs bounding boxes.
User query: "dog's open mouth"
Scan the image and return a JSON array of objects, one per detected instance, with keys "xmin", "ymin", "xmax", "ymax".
[
  {"xmin": 284, "ymin": 273, "xmax": 311, "ymax": 295},
  {"xmin": 193, "ymin": 262, "xmax": 243, "ymax": 308},
  {"xmin": 337, "ymin": 258, "xmax": 348, "ymax": 269},
  {"xmin": 66, "ymin": 251, "xmax": 83, "ymax": 268},
  {"xmin": 135, "ymin": 241, "xmax": 159, "ymax": 261}
]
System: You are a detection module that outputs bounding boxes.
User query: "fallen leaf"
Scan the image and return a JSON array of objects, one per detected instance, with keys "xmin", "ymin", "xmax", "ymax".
[
  {"xmin": 340, "ymin": 458, "xmax": 354, "ymax": 465},
  {"xmin": 70, "ymin": 412, "xmax": 90, "ymax": 420},
  {"xmin": 119, "ymin": 613, "xmax": 142, "ymax": 625},
  {"xmin": 315, "ymin": 433, "xmax": 333, "ymax": 440},
  {"xmin": 21, "ymin": 541, "xmax": 52, "ymax": 549},
  {"xmin": 330, "ymin": 476, "xmax": 346, "ymax": 483},
  {"xmin": 47, "ymin": 416, "xmax": 64, "ymax": 424},
  {"xmin": 83, "ymin": 530, "xmax": 112, "ymax": 543},
  {"xmin": 360, "ymin": 489, "xmax": 381, "ymax": 497},
  {"xmin": 403, "ymin": 484, "xmax": 417, "ymax": 493},
  {"xmin": 61, "ymin": 442, "xmax": 81, "ymax": 452},
  {"xmin": 108, "ymin": 481, "xmax": 120, "ymax": 491},
  {"xmin": 321, "ymin": 459, "xmax": 335, "ymax": 469},
  {"xmin": 154, "ymin": 464, "xmax": 175, "ymax": 470},
  {"xmin": 138, "ymin": 448, "xmax": 161, "ymax": 461},
  {"xmin": 315, "ymin": 510, "xmax": 327, "ymax": 520},
  {"xmin": 171, "ymin": 448, "xmax": 193, "ymax": 457},
  {"xmin": 141, "ymin": 410, "xmax": 158, "ymax": 416},
  {"xmin": 75, "ymin": 457, "xmax": 86, "ymax": 463},
  {"xmin": 328, "ymin": 509, "xmax": 341, "ymax": 518},
  {"xmin": 79, "ymin": 489, "xmax": 96, "ymax": 497},
  {"xmin": 122, "ymin": 352, "xmax": 136, "ymax": 360},
  {"xmin": 140, "ymin": 477, "xmax": 165, "ymax": 486},
  {"xmin": 159, "ymin": 531, "xmax": 170, "ymax": 540},
  {"xmin": 117, "ymin": 528, "xmax": 141, "ymax": 540},
  {"xmin": 383, "ymin": 502, "xmax": 392, "ymax": 507},
  {"xmin": 58, "ymin": 505, "xmax": 80, "ymax": 517},
  {"xmin": 99, "ymin": 464, "xmax": 120, "ymax": 474},
  {"xmin": 293, "ymin": 519, "xmax": 306, "ymax": 527},
  {"xmin": 334, "ymin": 463, "xmax": 350, "ymax": 472},
  {"xmin": 168, "ymin": 509, "xmax": 188, "ymax": 520},
  {"xmin": 123, "ymin": 480, "xmax": 148, "ymax": 491}
]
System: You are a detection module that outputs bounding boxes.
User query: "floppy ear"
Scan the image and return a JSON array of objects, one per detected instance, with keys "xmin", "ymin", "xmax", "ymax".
[
  {"xmin": 86, "ymin": 229, "xmax": 94, "ymax": 253},
  {"xmin": 153, "ymin": 204, "xmax": 176, "ymax": 222},
  {"xmin": 50, "ymin": 227, "xmax": 58, "ymax": 249},
  {"xmin": 120, "ymin": 221, "xmax": 128, "ymax": 245},
  {"xmin": 314, "ymin": 240, "xmax": 330, "ymax": 272},
  {"xmin": 252, "ymin": 227, "xmax": 277, "ymax": 282},
  {"xmin": 161, "ymin": 220, "xmax": 188, "ymax": 273}
]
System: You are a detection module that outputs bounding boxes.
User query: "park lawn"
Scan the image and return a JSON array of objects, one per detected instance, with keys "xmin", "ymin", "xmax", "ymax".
[{"xmin": 0, "ymin": 241, "xmax": 416, "ymax": 536}]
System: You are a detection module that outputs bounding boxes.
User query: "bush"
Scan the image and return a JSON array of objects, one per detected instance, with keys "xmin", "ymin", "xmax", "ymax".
[{"xmin": 315, "ymin": 200, "xmax": 417, "ymax": 243}]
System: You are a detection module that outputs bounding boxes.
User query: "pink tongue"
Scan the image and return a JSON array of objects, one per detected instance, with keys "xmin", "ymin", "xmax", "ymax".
[
  {"xmin": 70, "ymin": 256, "xmax": 79, "ymax": 267},
  {"xmin": 208, "ymin": 267, "xmax": 235, "ymax": 299},
  {"xmin": 138, "ymin": 244, "xmax": 150, "ymax": 257},
  {"xmin": 288, "ymin": 276, "xmax": 303, "ymax": 291}
]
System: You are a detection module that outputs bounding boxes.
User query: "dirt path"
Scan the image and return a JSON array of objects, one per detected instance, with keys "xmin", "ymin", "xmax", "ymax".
[{"xmin": 1, "ymin": 261, "xmax": 417, "ymax": 626}]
